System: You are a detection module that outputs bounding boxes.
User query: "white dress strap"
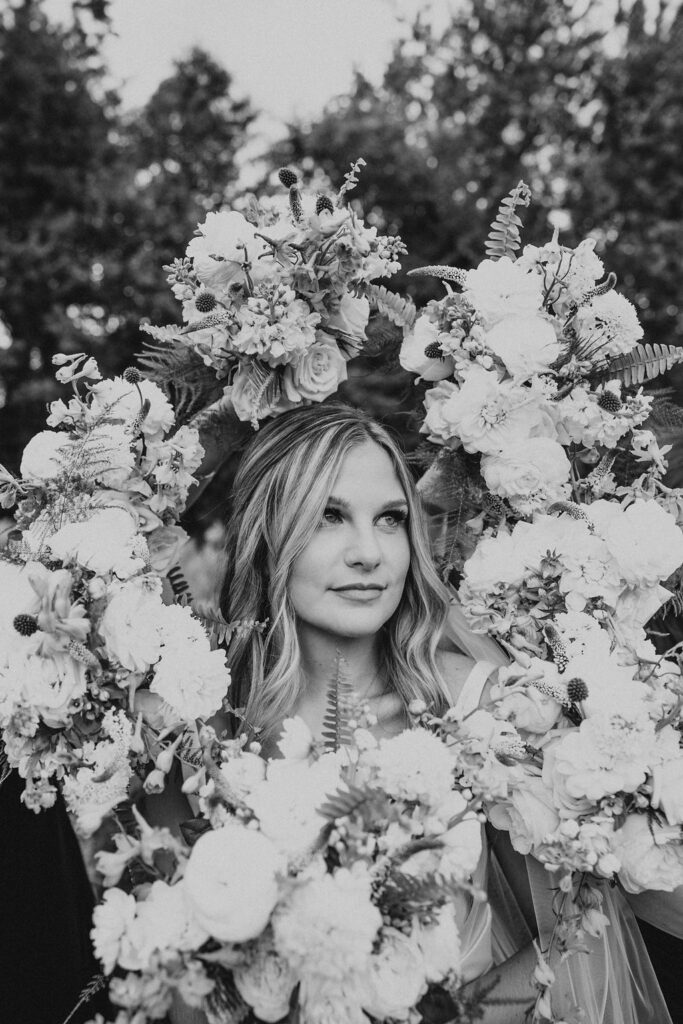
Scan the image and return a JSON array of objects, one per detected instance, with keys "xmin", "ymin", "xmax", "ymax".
[{"xmin": 453, "ymin": 661, "xmax": 497, "ymax": 718}]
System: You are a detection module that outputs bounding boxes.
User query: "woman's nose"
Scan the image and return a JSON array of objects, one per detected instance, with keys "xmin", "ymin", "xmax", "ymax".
[{"xmin": 344, "ymin": 524, "xmax": 381, "ymax": 570}]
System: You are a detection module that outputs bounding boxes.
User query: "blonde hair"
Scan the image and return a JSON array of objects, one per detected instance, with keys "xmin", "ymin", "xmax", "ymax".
[{"xmin": 220, "ymin": 403, "xmax": 451, "ymax": 738}]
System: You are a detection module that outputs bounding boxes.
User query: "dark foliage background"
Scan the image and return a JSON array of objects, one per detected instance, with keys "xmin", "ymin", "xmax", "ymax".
[{"xmin": 2, "ymin": 0, "xmax": 683, "ymax": 519}]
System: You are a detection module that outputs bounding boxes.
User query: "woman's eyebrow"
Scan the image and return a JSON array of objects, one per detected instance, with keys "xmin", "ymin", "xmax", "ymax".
[{"xmin": 326, "ymin": 495, "xmax": 408, "ymax": 512}]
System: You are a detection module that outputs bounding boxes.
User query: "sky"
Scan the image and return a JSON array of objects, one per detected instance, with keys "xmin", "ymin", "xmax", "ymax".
[{"xmin": 43, "ymin": 0, "xmax": 453, "ymax": 133}]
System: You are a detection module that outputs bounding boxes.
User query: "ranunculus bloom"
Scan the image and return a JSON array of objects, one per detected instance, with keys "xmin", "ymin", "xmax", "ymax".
[
  {"xmin": 484, "ymin": 313, "xmax": 560, "ymax": 380},
  {"xmin": 233, "ymin": 937, "xmax": 296, "ymax": 1023},
  {"xmin": 283, "ymin": 332, "xmax": 348, "ymax": 403},
  {"xmin": 488, "ymin": 777, "xmax": 560, "ymax": 855},
  {"xmin": 99, "ymin": 577, "xmax": 164, "ymax": 672},
  {"xmin": 613, "ymin": 814, "xmax": 683, "ymax": 893},
  {"xmin": 184, "ymin": 822, "xmax": 282, "ymax": 942},
  {"xmin": 399, "ymin": 315, "xmax": 454, "ymax": 381}
]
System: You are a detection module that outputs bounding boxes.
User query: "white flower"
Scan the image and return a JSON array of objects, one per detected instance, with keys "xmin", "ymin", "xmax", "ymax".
[
  {"xmin": 421, "ymin": 379, "xmax": 460, "ymax": 445},
  {"xmin": 362, "ymin": 928, "xmax": 427, "ymax": 1020},
  {"xmin": 326, "ymin": 294, "xmax": 370, "ymax": 342},
  {"xmin": 414, "ymin": 905, "xmax": 462, "ymax": 983},
  {"xmin": 562, "ymin": 239, "xmax": 605, "ymax": 302},
  {"xmin": 48, "ymin": 507, "xmax": 147, "ymax": 579},
  {"xmin": 20, "ymin": 431, "xmax": 73, "ymax": 481},
  {"xmin": 612, "ymin": 814, "xmax": 683, "ymax": 894},
  {"xmin": 460, "ymin": 530, "xmax": 526, "ymax": 593},
  {"xmin": 233, "ymin": 936, "xmax": 297, "ymax": 1023},
  {"xmin": 88, "ymin": 377, "xmax": 175, "ymax": 440},
  {"xmin": 495, "ymin": 685, "xmax": 563, "ymax": 735},
  {"xmin": 187, "ymin": 211, "xmax": 267, "ymax": 291},
  {"xmin": 651, "ymin": 754, "xmax": 683, "ymax": 826},
  {"xmin": 400, "ymin": 316, "xmax": 455, "ymax": 381},
  {"xmin": 488, "ymin": 777, "xmax": 560, "ymax": 855},
  {"xmin": 183, "ymin": 821, "xmax": 282, "ymax": 942},
  {"xmin": 590, "ymin": 499, "xmax": 683, "ymax": 587},
  {"xmin": 247, "ymin": 754, "xmax": 341, "ymax": 859},
  {"xmin": 278, "ymin": 716, "xmax": 314, "ymax": 761},
  {"xmin": 91, "ymin": 887, "xmax": 139, "ymax": 974},
  {"xmin": 219, "ymin": 751, "xmax": 267, "ymax": 800},
  {"xmin": 273, "ymin": 865, "xmax": 381, "ymax": 981},
  {"xmin": 232, "ymin": 286, "xmax": 320, "ymax": 366},
  {"xmin": 134, "ymin": 879, "xmax": 209, "ymax": 959},
  {"xmin": 484, "ymin": 314, "xmax": 560, "ymax": 380},
  {"xmin": 150, "ymin": 604, "xmax": 229, "ymax": 721},
  {"xmin": 62, "ymin": 711, "xmax": 134, "ymax": 836},
  {"xmin": 481, "ymin": 437, "xmax": 570, "ymax": 511},
  {"xmin": 99, "ymin": 577, "xmax": 164, "ymax": 672},
  {"xmin": 464, "ymin": 257, "xmax": 543, "ymax": 326},
  {"xmin": 283, "ymin": 332, "xmax": 348, "ymax": 403},
  {"xmin": 0, "ymin": 561, "xmax": 39, "ymax": 643},
  {"xmin": 574, "ymin": 290, "xmax": 643, "ymax": 358},
  {"xmin": 367, "ymin": 728, "xmax": 455, "ymax": 809}
]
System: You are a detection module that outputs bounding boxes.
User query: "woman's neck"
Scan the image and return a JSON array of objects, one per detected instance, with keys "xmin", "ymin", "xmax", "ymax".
[{"xmin": 297, "ymin": 624, "xmax": 384, "ymax": 700}]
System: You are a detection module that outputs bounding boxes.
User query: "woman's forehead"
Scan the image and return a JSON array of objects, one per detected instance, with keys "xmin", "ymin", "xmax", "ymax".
[{"xmin": 329, "ymin": 441, "xmax": 407, "ymax": 503}]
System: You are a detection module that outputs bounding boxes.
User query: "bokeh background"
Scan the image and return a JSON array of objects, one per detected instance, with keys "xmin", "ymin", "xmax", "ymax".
[{"xmin": 2, "ymin": 0, "xmax": 683, "ymax": 573}]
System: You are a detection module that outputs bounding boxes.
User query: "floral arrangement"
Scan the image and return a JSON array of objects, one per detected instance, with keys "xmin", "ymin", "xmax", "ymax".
[
  {"xmin": 142, "ymin": 159, "xmax": 413, "ymax": 428},
  {"xmin": 85, "ymin": 709, "xmax": 485, "ymax": 1024},
  {"xmin": 399, "ymin": 182, "xmax": 683, "ymax": 1021},
  {"xmin": 0, "ymin": 354, "xmax": 230, "ymax": 832}
]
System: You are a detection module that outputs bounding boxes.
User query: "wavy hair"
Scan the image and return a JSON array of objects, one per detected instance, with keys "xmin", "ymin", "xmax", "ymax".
[{"xmin": 220, "ymin": 403, "xmax": 452, "ymax": 739}]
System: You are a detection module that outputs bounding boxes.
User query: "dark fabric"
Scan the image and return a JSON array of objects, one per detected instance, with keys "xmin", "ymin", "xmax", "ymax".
[
  {"xmin": 0, "ymin": 770, "xmax": 109, "ymax": 1024},
  {"xmin": 637, "ymin": 917, "xmax": 683, "ymax": 1024}
]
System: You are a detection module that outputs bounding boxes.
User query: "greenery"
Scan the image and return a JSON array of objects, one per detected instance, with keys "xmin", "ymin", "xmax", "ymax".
[{"xmin": 2, "ymin": 0, "xmax": 683, "ymax": 497}]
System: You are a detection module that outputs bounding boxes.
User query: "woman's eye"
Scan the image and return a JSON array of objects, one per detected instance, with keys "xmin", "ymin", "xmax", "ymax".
[
  {"xmin": 378, "ymin": 509, "xmax": 407, "ymax": 529},
  {"xmin": 321, "ymin": 507, "xmax": 342, "ymax": 525}
]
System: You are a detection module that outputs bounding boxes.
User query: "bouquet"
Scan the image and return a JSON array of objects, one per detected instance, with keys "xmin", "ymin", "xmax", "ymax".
[
  {"xmin": 399, "ymin": 182, "xmax": 683, "ymax": 1021},
  {"xmin": 142, "ymin": 159, "xmax": 413, "ymax": 429},
  {"xmin": 0, "ymin": 354, "xmax": 230, "ymax": 832},
  {"xmin": 86, "ymin": 706, "xmax": 486, "ymax": 1024}
]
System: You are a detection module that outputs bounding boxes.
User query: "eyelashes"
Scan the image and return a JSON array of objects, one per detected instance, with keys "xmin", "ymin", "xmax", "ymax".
[{"xmin": 320, "ymin": 507, "xmax": 408, "ymax": 528}]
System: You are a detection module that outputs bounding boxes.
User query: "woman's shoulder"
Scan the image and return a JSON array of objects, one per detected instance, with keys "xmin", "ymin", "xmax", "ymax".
[
  {"xmin": 436, "ymin": 649, "xmax": 498, "ymax": 711},
  {"xmin": 436, "ymin": 649, "xmax": 476, "ymax": 707}
]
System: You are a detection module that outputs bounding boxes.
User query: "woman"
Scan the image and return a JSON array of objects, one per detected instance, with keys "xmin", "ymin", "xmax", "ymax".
[{"xmin": 214, "ymin": 401, "xmax": 538, "ymax": 1022}]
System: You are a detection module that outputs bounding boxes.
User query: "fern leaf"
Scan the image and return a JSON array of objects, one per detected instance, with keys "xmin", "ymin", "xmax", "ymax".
[
  {"xmin": 597, "ymin": 343, "xmax": 683, "ymax": 388},
  {"xmin": 321, "ymin": 652, "xmax": 356, "ymax": 752},
  {"xmin": 647, "ymin": 396, "xmax": 683, "ymax": 430},
  {"xmin": 317, "ymin": 781, "xmax": 369, "ymax": 821},
  {"xmin": 137, "ymin": 339, "xmax": 224, "ymax": 424},
  {"xmin": 204, "ymin": 965, "xmax": 250, "ymax": 1024},
  {"xmin": 484, "ymin": 181, "xmax": 532, "ymax": 260},
  {"xmin": 357, "ymin": 283, "xmax": 416, "ymax": 328},
  {"xmin": 168, "ymin": 564, "xmax": 194, "ymax": 604},
  {"xmin": 190, "ymin": 601, "xmax": 268, "ymax": 650},
  {"xmin": 59, "ymin": 974, "xmax": 107, "ymax": 1024}
]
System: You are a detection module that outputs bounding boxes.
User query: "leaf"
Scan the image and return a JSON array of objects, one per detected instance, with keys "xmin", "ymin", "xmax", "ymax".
[
  {"xmin": 356, "ymin": 282, "xmax": 417, "ymax": 328},
  {"xmin": 317, "ymin": 781, "xmax": 369, "ymax": 821},
  {"xmin": 647, "ymin": 396, "xmax": 683, "ymax": 430},
  {"xmin": 167, "ymin": 563, "xmax": 193, "ymax": 603},
  {"xmin": 596, "ymin": 343, "xmax": 683, "ymax": 388},
  {"xmin": 137, "ymin": 338, "xmax": 224, "ymax": 424},
  {"xmin": 320, "ymin": 651, "xmax": 356, "ymax": 752},
  {"xmin": 180, "ymin": 816, "xmax": 213, "ymax": 846},
  {"xmin": 59, "ymin": 974, "xmax": 107, "ymax": 1024},
  {"xmin": 484, "ymin": 180, "xmax": 532, "ymax": 260},
  {"xmin": 205, "ymin": 964, "xmax": 250, "ymax": 1024},
  {"xmin": 190, "ymin": 600, "xmax": 268, "ymax": 650},
  {"xmin": 0, "ymin": 740, "xmax": 11, "ymax": 788}
]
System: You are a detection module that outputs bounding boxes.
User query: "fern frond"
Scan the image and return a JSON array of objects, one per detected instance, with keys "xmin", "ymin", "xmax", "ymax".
[
  {"xmin": 0, "ymin": 740, "xmax": 11, "ymax": 788},
  {"xmin": 59, "ymin": 974, "xmax": 107, "ymax": 1024},
  {"xmin": 190, "ymin": 601, "xmax": 268, "ymax": 650},
  {"xmin": 321, "ymin": 652, "xmax": 356, "ymax": 752},
  {"xmin": 168, "ymin": 564, "xmax": 193, "ymax": 604},
  {"xmin": 356, "ymin": 283, "xmax": 416, "ymax": 328},
  {"xmin": 596, "ymin": 343, "xmax": 683, "ymax": 388},
  {"xmin": 484, "ymin": 181, "xmax": 532, "ymax": 260},
  {"xmin": 137, "ymin": 339, "xmax": 224, "ymax": 424},
  {"xmin": 317, "ymin": 781, "xmax": 370, "ymax": 821},
  {"xmin": 652, "ymin": 586, "xmax": 683, "ymax": 621},
  {"xmin": 647, "ymin": 396, "xmax": 683, "ymax": 430}
]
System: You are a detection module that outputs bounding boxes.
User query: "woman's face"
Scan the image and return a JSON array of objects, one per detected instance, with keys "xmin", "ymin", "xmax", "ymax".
[{"xmin": 289, "ymin": 440, "xmax": 411, "ymax": 641}]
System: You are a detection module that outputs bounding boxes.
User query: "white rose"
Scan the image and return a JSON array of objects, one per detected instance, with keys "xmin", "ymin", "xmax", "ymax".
[
  {"xmin": 187, "ymin": 211, "xmax": 266, "ymax": 290},
  {"xmin": 233, "ymin": 938, "xmax": 296, "ymax": 1023},
  {"xmin": 421, "ymin": 379, "xmax": 460, "ymax": 444},
  {"xmin": 612, "ymin": 814, "xmax": 683, "ymax": 893},
  {"xmin": 183, "ymin": 822, "xmax": 282, "ymax": 942},
  {"xmin": 496, "ymin": 686, "xmax": 563, "ymax": 735},
  {"xmin": 481, "ymin": 437, "xmax": 570, "ymax": 508},
  {"xmin": 399, "ymin": 316, "xmax": 455, "ymax": 381},
  {"xmin": 89, "ymin": 377, "xmax": 175, "ymax": 440},
  {"xmin": 20, "ymin": 431, "xmax": 73, "ymax": 481},
  {"xmin": 10, "ymin": 650, "xmax": 87, "ymax": 728},
  {"xmin": 464, "ymin": 257, "xmax": 543, "ymax": 326},
  {"xmin": 99, "ymin": 578, "xmax": 164, "ymax": 672},
  {"xmin": 362, "ymin": 929, "xmax": 427, "ymax": 1021},
  {"xmin": 484, "ymin": 314, "xmax": 560, "ymax": 380},
  {"xmin": 488, "ymin": 777, "xmax": 560, "ymax": 855},
  {"xmin": 593, "ymin": 499, "xmax": 683, "ymax": 587},
  {"xmin": 283, "ymin": 332, "xmax": 348, "ymax": 403},
  {"xmin": 326, "ymin": 294, "xmax": 370, "ymax": 342}
]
